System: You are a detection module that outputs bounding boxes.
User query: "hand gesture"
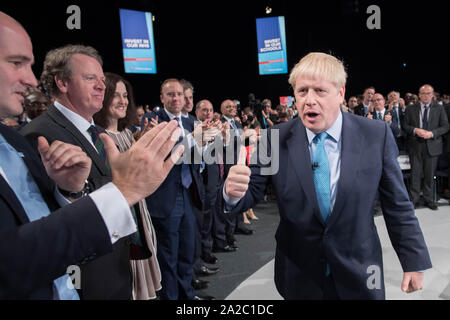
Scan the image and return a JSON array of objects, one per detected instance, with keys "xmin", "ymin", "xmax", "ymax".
[
  {"xmin": 136, "ymin": 116, "xmax": 159, "ymax": 140},
  {"xmin": 225, "ymin": 146, "xmax": 251, "ymax": 200},
  {"xmin": 401, "ymin": 272, "xmax": 424, "ymax": 293},
  {"xmin": 399, "ymin": 98, "xmax": 406, "ymax": 111},
  {"xmin": 38, "ymin": 137, "xmax": 91, "ymax": 193},
  {"xmin": 101, "ymin": 120, "xmax": 183, "ymax": 206},
  {"xmin": 384, "ymin": 113, "xmax": 392, "ymax": 124},
  {"xmin": 367, "ymin": 113, "xmax": 373, "ymax": 119}
]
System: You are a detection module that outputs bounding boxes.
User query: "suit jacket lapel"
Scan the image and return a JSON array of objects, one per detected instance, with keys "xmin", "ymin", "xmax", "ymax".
[
  {"xmin": 47, "ymin": 105, "xmax": 109, "ymax": 176},
  {"xmin": 286, "ymin": 118, "xmax": 325, "ymax": 226},
  {"xmin": 0, "ymin": 175, "xmax": 29, "ymax": 224},
  {"xmin": 326, "ymin": 113, "xmax": 362, "ymax": 229}
]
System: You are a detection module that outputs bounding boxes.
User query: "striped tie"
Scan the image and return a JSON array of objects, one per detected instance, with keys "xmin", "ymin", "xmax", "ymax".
[{"xmin": 88, "ymin": 125, "xmax": 110, "ymax": 172}]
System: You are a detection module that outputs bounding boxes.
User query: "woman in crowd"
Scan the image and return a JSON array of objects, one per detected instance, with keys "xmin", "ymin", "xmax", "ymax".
[{"xmin": 93, "ymin": 72, "xmax": 161, "ymax": 300}]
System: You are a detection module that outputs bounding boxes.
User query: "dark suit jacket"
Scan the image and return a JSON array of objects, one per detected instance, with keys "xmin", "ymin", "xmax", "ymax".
[
  {"xmin": 20, "ymin": 105, "xmax": 132, "ymax": 300},
  {"xmin": 226, "ymin": 113, "xmax": 432, "ymax": 299},
  {"xmin": 369, "ymin": 109, "xmax": 400, "ymax": 137},
  {"xmin": 0, "ymin": 124, "xmax": 112, "ymax": 299},
  {"xmin": 354, "ymin": 104, "xmax": 366, "ymax": 116},
  {"xmin": 403, "ymin": 102, "xmax": 449, "ymax": 157},
  {"xmin": 142, "ymin": 109, "xmax": 205, "ymax": 218}
]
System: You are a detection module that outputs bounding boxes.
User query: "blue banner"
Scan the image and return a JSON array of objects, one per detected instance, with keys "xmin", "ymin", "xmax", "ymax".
[
  {"xmin": 256, "ymin": 16, "xmax": 288, "ymax": 75},
  {"xmin": 119, "ymin": 9, "xmax": 157, "ymax": 74}
]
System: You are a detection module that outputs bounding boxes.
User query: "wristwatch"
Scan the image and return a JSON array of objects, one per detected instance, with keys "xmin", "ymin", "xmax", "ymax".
[{"xmin": 58, "ymin": 180, "xmax": 90, "ymax": 199}]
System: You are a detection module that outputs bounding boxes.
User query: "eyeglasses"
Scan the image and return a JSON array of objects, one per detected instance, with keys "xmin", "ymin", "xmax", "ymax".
[{"xmin": 371, "ymin": 98, "xmax": 384, "ymax": 102}]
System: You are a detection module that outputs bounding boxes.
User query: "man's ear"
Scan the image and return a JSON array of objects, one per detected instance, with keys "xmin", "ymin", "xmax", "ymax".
[
  {"xmin": 339, "ymin": 85, "xmax": 346, "ymax": 104},
  {"xmin": 54, "ymin": 75, "xmax": 68, "ymax": 94}
]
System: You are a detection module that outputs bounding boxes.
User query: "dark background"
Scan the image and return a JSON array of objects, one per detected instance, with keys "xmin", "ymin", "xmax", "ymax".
[{"xmin": 2, "ymin": 0, "xmax": 449, "ymax": 110}]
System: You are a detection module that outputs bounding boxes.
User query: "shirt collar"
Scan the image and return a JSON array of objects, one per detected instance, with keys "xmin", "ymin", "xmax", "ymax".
[
  {"xmin": 306, "ymin": 111, "xmax": 342, "ymax": 145},
  {"xmin": 181, "ymin": 112, "xmax": 189, "ymax": 118},
  {"xmin": 54, "ymin": 101, "xmax": 94, "ymax": 133},
  {"xmin": 223, "ymin": 116, "xmax": 235, "ymax": 123},
  {"xmin": 164, "ymin": 108, "xmax": 181, "ymax": 120},
  {"xmin": 420, "ymin": 102, "xmax": 429, "ymax": 109}
]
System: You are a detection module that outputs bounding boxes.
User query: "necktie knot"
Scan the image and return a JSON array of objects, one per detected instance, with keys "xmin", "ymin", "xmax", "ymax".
[{"xmin": 313, "ymin": 132, "xmax": 327, "ymax": 144}]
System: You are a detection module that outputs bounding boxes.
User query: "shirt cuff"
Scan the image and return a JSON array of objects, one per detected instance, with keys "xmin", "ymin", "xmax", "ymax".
[
  {"xmin": 88, "ymin": 182, "xmax": 137, "ymax": 244},
  {"xmin": 54, "ymin": 186, "xmax": 71, "ymax": 206},
  {"xmin": 223, "ymin": 185, "xmax": 241, "ymax": 212}
]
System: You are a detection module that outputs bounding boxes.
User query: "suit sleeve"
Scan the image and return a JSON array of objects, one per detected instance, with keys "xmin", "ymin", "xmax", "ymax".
[
  {"xmin": 378, "ymin": 122, "xmax": 432, "ymax": 272},
  {"xmin": 402, "ymin": 107, "xmax": 417, "ymax": 136},
  {"xmin": 430, "ymin": 105, "xmax": 449, "ymax": 139},
  {"xmin": 0, "ymin": 196, "xmax": 113, "ymax": 299}
]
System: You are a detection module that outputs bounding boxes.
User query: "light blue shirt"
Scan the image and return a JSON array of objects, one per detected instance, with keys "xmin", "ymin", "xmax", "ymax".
[{"xmin": 306, "ymin": 111, "xmax": 342, "ymax": 212}]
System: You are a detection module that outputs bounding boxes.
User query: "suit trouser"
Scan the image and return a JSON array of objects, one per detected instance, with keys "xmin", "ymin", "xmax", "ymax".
[
  {"xmin": 448, "ymin": 152, "xmax": 450, "ymax": 189},
  {"xmin": 409, "ymin": 141, "xmax": 438, "ymax": 203},
  {"xmin": 193, "ymin": 207, "xmax": 204, "ymax": 273},
  {"xmin": 152, "ymin": 188, "xmax": 195, "ymax": 300}
]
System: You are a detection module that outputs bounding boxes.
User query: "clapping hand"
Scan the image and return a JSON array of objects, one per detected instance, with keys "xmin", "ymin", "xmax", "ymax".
[{"xmin": 38, "ymin": 137, "xmax": 91, "ymax": 194}]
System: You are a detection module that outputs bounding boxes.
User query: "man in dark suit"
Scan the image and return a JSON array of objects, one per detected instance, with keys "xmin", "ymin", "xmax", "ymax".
[
  {"xmin": 403, "ymin": 84, "xmax": 449, "ymax": 210},
  {"xmin": 368, "ymin": 93, "xmax": 400, "ymax": 137},
  {"xmin": 141, "ymin": 79, "xmax": 206, "ymax": 300},
  {"xmin": 224, "ymin": 52, "xmax": 432, "ymax": 299},
  {"xmin": 21, "ymin": 44, "xmax": 136, "ymax": 299},
  {"xmin": 0, "ymin": 11, "xmax": 182, "ymax": 299},
  {"xmin": 354, "ymin": 86, "xmax": 375, "ymax": 117},
  {"xmin": 387, "ymin": 91, "xmax": 407, "ymax": 153},
  {"xmin": 220, "ymin": 100, "xmax": 254, "ymax": 246},
  {"xmin": 180, "ymin": 79, "xmax": 197, "ymax": 123}
]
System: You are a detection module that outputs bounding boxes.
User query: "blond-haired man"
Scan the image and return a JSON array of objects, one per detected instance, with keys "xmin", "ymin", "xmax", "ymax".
[{"xmin": 224, "ymin": 52, "xmax": 431, "ymax": 299}]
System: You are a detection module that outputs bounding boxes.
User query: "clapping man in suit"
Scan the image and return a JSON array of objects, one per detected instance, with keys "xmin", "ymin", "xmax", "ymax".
[
  {"xmin": 403, "ymin": 84, "xmax": 449, "ymax": 210},
  {"xmin": 141, "ymin": 79, "xmax": 208, "ymax": 300},
  {"xmin": 180, "ymin": 79, "xmax": 197, "ymax": 123},
  {"xmin": 387, "ymin": 91, "xmax": 407, "ymax": 153},
  {"xmin": 223, "ymin": 52, "xmax": 432, "ymax": 299},
  {"xmin": 368, "ymin": 93, "xmax": 400, "ymax": 137},
  {"xmin": 0, "ymin": 11, "xmax": 182, "ymax": 299},
  {"xmin": 354, "ymin": 86, "xmax": 375, "ymax": 117}
]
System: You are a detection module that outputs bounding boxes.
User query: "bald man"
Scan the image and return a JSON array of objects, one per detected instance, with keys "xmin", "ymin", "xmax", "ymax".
[
  {"xmin": 0, "ymin": 11, "xmax": 181, "ymax": 299},
  {"xmin": 403, "ymin": 84, "xmax": 449, "ymax": 210}
]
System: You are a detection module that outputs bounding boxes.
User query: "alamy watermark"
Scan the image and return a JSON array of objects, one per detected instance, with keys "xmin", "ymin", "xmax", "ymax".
[
  {"xmin": 366, "ymin": 5, "xmax": 381, "ymax": 30},
  {"xmin": 366, "ymin": 265, "xmax": 381, "ymax": 290},
  {"xmin": 66, "ymin": 5, "xmax": 81, "ymax": 30}
]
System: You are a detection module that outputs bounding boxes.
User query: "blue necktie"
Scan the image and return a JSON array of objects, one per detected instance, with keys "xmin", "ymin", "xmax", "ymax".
[
  {"xmin": 312, "ymin": 132, "xmax": 331, "ymax": 276},
  {"xmin": 0, "ymin": 134, "xmax": 79, "ymax": 300},
  {"xmin": 230, "ymin": 120, "xmax": 239, "ymax": 137},
  {"xmin": 175, "ymin": 117, "xmax": 192, "ymax": 189},
  {"xmin": 313, "ymin": 132, "xmax": 331, "ymax": 222}
]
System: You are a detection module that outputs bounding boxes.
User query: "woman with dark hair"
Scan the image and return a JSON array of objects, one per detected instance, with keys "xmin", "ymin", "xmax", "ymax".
[{"xmin": 93, "ymin": 72, "xmax": 161, "ymax": 300}]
